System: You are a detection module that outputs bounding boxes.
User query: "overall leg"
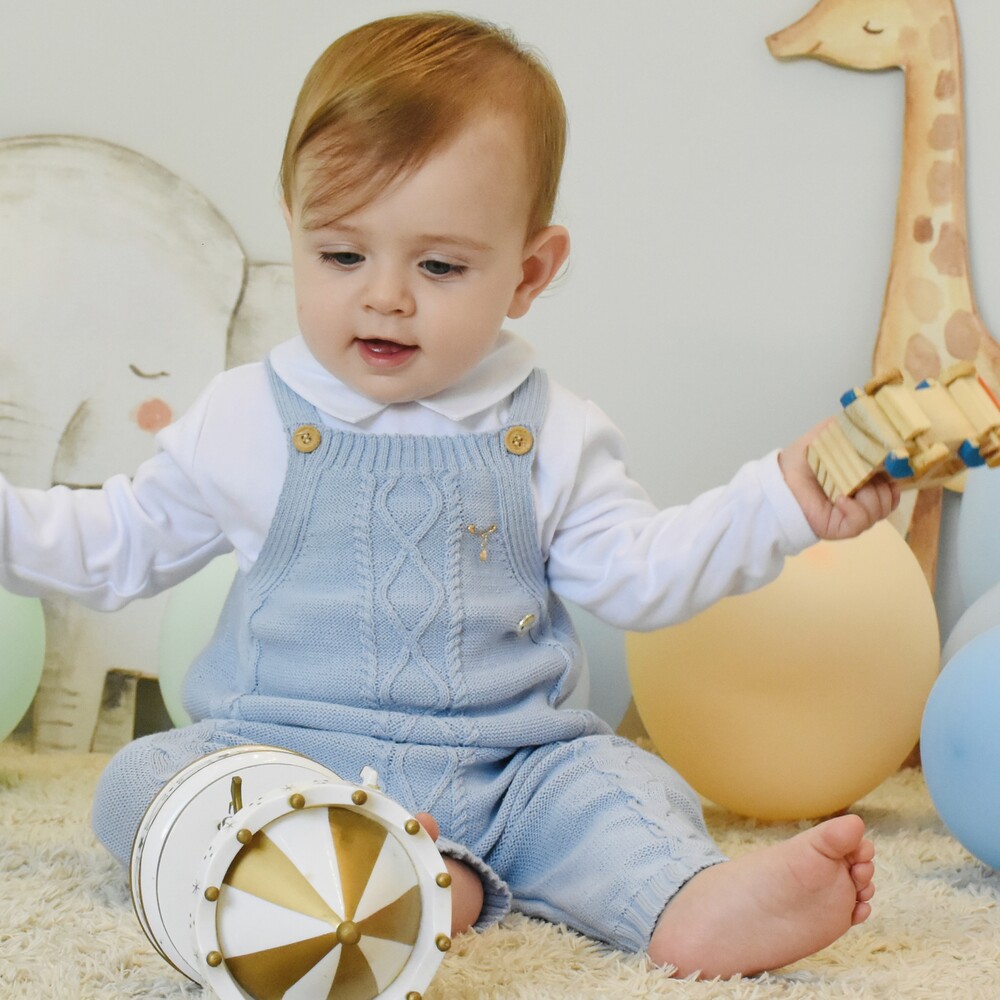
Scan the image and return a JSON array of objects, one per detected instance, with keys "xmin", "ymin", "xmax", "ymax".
[
  {"xmin": 91, "ymin": 720, "xmax": 254, "ymax": 865},
  {"xmin": 483, "ymin": 735, "xmax": 726, "ymax": 953}
]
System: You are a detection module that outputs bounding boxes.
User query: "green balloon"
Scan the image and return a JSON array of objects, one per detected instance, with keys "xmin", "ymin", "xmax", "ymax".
[
  {"xmin": 158, "ymin": 554, "xmax": 237, "ymax": 727},
  {"xmin": 0, "ymin": 589, "xmax": 45, "ymax": 741}
]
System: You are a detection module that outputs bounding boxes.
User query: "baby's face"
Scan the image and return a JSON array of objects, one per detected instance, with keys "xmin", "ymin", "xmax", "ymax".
[{"xmin": 285, "ymin": 115, "xmax": 538, "ymax": 404}]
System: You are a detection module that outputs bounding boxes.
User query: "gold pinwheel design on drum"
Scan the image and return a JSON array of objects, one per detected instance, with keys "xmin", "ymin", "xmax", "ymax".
[{"xmin": 212, "ymin": 806, "xmax": 426, "ymax": 1000}]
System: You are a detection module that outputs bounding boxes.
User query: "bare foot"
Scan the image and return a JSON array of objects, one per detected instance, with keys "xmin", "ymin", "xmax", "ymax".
[
  {"xmin": 649, "ymin": 813, "xmax": 875, "ymax": 979},
  {"xmin": 415, "ymin": 811, "xmax": 484, "ymax": 936}
]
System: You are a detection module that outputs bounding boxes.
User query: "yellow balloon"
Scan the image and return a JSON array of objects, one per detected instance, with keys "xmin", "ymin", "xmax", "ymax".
[{"xmin": 626, "ymin": 522, "xmax": 939, "ymax": 821}]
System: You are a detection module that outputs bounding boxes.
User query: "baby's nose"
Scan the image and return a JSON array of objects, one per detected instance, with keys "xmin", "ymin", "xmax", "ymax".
[{"xmin": 365, "ymin": 266, "xmax": 416, "ymax": 316}]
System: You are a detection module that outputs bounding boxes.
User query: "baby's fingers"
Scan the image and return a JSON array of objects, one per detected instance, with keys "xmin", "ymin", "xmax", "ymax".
[
  {"xmin": 414, "ymin": 811, "xmax": 440, "ymax": 841},
  {"xmin": 834, "ymin": 476, "xmax": 899, "ymax": 535}
]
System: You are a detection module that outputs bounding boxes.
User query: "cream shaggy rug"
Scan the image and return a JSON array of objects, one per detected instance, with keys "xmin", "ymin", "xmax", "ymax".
[{"xmin": 2, "ymin": 738, "xmax": 999, "ymax": 1000}]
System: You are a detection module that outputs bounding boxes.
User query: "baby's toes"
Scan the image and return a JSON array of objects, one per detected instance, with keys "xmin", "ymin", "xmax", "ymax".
[
  {"xmin": 856, "ymin": 881, "xmax": 875, "ymax": 904},
  {"xmin": 850, "ymin": 860, "xmax": 875, "ymax": 891},
  {"xmin": 848, "ymin": 838, "xmax": 875, "ymax": 866}
]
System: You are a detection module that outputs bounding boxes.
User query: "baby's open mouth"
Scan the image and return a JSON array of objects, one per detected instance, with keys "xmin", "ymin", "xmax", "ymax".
[
  {"xmin": 356, "ymin": 338, "xmax": 417, "ymax": 367},
  {"xmin": 360, "ymin": 338, "xmax": 411, "ymax": 354}
]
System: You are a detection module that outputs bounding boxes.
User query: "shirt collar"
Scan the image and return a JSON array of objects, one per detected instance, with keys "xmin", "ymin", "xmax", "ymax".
[{"xmin": 269, "ymin": 331, "xmax": 537, "ymax": 424}]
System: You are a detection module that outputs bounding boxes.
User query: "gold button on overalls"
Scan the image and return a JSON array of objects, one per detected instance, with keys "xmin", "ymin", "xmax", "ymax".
[
  {"xmin": 504, "ymin": 426, "xmax": 533, "ymax": 455},
  {"xmin": 292, "ymin": 425, "xmax": 322, "ymax": 453},
  {"xmin": 516, "ymin": 613, "xmax": 537, "ymax": 635}
]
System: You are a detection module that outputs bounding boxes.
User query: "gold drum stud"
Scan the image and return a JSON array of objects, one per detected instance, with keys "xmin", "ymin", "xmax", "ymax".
[
  {"xmin": 204, "ymin": 886, "xmax": 220, "ymax": 902},
  {"xmin": 236, "ymin": 828, "xmax": 253, "ymax": 845},
  {"xmin": 404, "ymin": 819, "xmax": 421, "ymax": 835},
  {"xmin": 289, "ymin": 793, "xmax": 306, "ymax": 810},
  {"xmin": 407, "ymin": 993, "xmax": 423, "ymax": 1000},
  {"xmin": 206, "ymin": 951, "xmax": 223, "ymax": 968},
  {"xmin": 435, "ymin": 934, "xmax": 452, "ymax": 952},
  {"xmin": 351, "ymin": 789, "xmax": 368, "ymax": 805},
  {"xmin": 436, "ymin": 872, "xmax": 453, "ymax": 889}
]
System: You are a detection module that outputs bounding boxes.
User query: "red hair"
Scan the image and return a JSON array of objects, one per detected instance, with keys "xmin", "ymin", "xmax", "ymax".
[{"xmin": 280, "ymin": 13, "xmax": 566, "ymax": 237}]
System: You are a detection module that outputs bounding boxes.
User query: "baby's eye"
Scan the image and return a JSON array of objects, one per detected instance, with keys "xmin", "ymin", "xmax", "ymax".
[
  {"xmin": 321, "ymin": 251, "xmax": 365, "ymax": 267},
  {"xmin": 420, "ymin": 259, "xmax": 466, "ymax": 277}
]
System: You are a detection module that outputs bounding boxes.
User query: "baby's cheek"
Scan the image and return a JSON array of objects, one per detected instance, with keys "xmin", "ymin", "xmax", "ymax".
[{"xmin": 135, "ymin": 398, "xmax": 173, "ymax": 432}]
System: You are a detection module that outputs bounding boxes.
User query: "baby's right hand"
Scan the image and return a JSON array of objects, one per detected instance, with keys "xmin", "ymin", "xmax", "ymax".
[{"xmin": 413, "ymin": 811, "xmax": 483, "ymax": 935}]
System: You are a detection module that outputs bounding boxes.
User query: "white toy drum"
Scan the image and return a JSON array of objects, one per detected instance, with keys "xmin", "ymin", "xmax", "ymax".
[{"xmin": 131, "ymin": 745, "xmax": 452, "ymax": 1000}]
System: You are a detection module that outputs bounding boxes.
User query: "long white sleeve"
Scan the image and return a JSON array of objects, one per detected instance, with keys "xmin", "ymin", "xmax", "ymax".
[
  {"xmin": 539, "ymin": 384, "xmax": 818, "ymax": 630},
  {"xmin": 0, "ymin": 402, "xmax": 234, "ymax": 612}
]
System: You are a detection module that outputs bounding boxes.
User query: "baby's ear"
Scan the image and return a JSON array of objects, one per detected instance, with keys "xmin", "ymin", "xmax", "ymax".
[{"xmin": 508, "ymin": 226, "xmax": 570, "ymax": 319}]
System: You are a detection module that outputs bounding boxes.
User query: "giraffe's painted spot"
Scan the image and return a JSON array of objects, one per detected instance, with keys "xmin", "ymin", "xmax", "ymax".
[
  {"xmin": 135, "ymin": 398, "xmax": 173, "ymax": 433},
  {"xmin": 935, "ymin": 69, "xmax": 957, "ymax": 100},
  {"xmin": 929, "ymin": 18, "xmax": 954, "ymax": 61},
  {"xmin": 913, "ymin": 216, "xmax": 934, "ymax": 244},
  {"xmin": 905, "ymin": 276, "xmax": 944, "ymax": 323},
  {"xmin": 928, "ymin": 114, "xmax": 960, "ymax": 151},
  {"xmin": 929, "ymin": 222, "xmax": 967, "ymax": 277},
  {"xmin": 927, "ymin": 161, "xmax": 956, "ymax": 206},
  {"xmin": 904, "ymin": 333, "xmax": 942, "ymax": 382},
  {"xmin": 945, "ymin": 310, "xmax": 983, "ymax": 361},
  {"xmin": 899, "ymin": 27, "xmax": 919, "ymax": 53}
]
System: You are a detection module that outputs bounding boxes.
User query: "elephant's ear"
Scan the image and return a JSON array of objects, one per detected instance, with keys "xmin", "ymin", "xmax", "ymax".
[
  {"xmin": 0, "ymin": 134, "xmax": 246, "ymax": 489},
  {"xmin": 228, "ymin": 262, "xmax": 295, "ymax": 370}
]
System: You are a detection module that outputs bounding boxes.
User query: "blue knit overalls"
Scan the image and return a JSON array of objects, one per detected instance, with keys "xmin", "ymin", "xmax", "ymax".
[{"xmin": 92, "ymin": 366, "xmax": 725, "ymax": 951}]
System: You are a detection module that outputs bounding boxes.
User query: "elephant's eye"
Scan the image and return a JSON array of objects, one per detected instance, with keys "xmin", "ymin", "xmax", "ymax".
[{"xmin": 129, "ymin": 364, "xmax": 170, "ymax": 379}]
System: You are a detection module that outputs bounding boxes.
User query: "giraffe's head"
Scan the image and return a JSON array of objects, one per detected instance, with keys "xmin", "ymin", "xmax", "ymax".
[{"xmin": 767, "ymin": 0, "xmax": 956, "ymax": 72}]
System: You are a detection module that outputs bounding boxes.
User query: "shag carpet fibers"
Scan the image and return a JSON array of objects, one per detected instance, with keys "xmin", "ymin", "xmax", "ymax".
[{"xmin": 1, "ymin": 739, "xmax": 999, "ymax": 999}]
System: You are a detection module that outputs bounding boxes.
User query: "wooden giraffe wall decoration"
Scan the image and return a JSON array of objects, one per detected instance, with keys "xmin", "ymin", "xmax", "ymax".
[{"xmin": 767, "ymin": 0, "xmax": 1000, "ymax": 586}]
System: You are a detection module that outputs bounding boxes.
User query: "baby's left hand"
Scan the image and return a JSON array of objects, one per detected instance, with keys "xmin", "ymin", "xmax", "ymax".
[{"xmin": 779, "ymin": 420, "xmax": 900, "ymax": 540}]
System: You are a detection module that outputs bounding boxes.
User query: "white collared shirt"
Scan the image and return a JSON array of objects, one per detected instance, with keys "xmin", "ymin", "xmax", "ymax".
[{"xmin": 0, "ymin": 332, "xmax": 816, "ymax": 629}]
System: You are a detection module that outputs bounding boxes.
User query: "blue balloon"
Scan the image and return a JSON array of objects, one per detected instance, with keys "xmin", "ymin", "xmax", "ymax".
[
  {"xmin": 941, "ymin": 579, "xmax": 1000, "ymax": 666},
  {"xmin": 921, "ymin": 626, "xmax": 1000, "ymax": 869},
  {"xmin": 955, "ymin": 467, "xmax": 1000, "ymax": 608}
]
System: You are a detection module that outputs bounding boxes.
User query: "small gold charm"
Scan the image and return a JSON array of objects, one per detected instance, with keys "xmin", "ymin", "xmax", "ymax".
[{"xmin": 468, "ymin": 523, "xmax": 497, "ymax": 561}]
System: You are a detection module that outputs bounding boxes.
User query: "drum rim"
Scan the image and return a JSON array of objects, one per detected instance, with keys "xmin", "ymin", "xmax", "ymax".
[
  {"xmin": 129, "ymin": 744, "xmax": 338, "ymax": 982},
  {"xmin": 195, "ymin": 779, "xmax": 452, "ymax": 1000}
]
